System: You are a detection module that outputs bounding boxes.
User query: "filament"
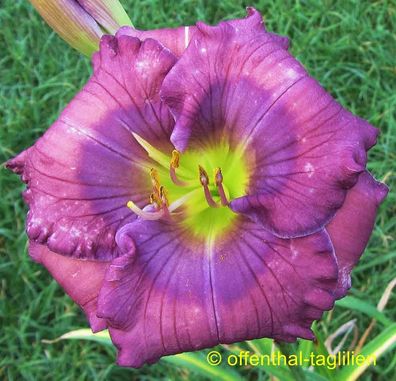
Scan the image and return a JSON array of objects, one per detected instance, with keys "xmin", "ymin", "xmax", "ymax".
[
  {"xmin": 170, "ymin": 150, "xmax": 190, "ymax": 187},
  {"xmin": 199, "ymin": 165, "xmax": 219, "ymax": 208},
  {"xmin": 214, "ymin": 167, "xmax": 229, "ymax": 206}
]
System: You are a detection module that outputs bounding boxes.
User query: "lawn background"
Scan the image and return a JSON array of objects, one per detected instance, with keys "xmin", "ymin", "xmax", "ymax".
[{"xmin": 0, "ymin": 0, "xmax": 395, "ymax": 380}]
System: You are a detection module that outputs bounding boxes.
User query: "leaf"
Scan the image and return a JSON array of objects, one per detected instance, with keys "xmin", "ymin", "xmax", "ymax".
[
  {"xmin": 311, "ymin": 326, "xmax": 336, "ymax": 380},
  {"xmin": 51, "ymin": 329, "xmax": 242, "ymax": 381},
  {"xmin": 298, "ymin": 339, "xmax": 314, "ymax": 367},
  {"xmin": 246, "ymin": 338, "xmax": 339, "ymax": 381},
  {"xmin": 335, "ymin": 296, "xmax": 392, "ymax": 326},
  {"xmin": 244, "ymin": 339, "xmax": 294, "ymax": 380},
  {"xmin": 247, "ymin": 338, "xmax": 274, "ymax": 355},
  {"xmin": 163, "ymin": 352, "xmax": 243, "ymax": 381},
  {"xmin": 43, "ymin": 328, "xmax": 113, "ymax": 346},
  {"xmin": 303, "ymin": 371, "xmax": 331, "ymax": 381},
  {"xmin": 355, "ymin": 277, "xmax": 396, "ymax": 352},
  {"xmin": 337, "ymin": 323, "xmax": 396, "ymax": 381},
  {"xmin": 325, "ymin": 319, "xmax": 357, "ymax": 355},
  {"xmin": 355, "ymin": 251, "xmax": 396, "ymax": 272}
]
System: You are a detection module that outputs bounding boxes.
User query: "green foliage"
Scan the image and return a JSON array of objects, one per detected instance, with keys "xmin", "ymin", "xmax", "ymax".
[
  {"xmin": 0, "ymin": 0, "xmax": 395, "ymax": 380},
  {"xmin": 53, "ymin": 327, "xmax": 396, "ymax": 381}
]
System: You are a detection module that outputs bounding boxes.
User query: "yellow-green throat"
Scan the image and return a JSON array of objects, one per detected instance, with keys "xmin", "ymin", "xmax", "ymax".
[{"xmin": 127, "ymin": 133, "xmax": 250, "ymax": 239}]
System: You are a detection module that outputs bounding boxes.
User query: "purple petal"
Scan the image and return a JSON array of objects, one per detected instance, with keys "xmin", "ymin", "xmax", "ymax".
[
  {"xmin": 7, "ymin": 35, "xmax": 177, "ymax": 260},
  {"xmin": 29, "ymin": 242, "xmax": 109, "ymax": 332},
  {"xmin": 116, "ymin": 25, "xmax": 196, "ymax": 58},
  {"xmin": 116, "ymin": 8, "xmax": 288, "ymax": 57},
  {"xmin": 161, "ymin": 8, "xmax": 378, "ymax": 238},
  {"xmin": 227, "ymin": 7, "xmax": 289, "ymax": 49},
  {"xmin": 97, "ymin": 217, "xmax": 337, "ymax": 367},
  {"xmin": 326, "ymin": 171, "xmax": 388, "ymax": 299}
]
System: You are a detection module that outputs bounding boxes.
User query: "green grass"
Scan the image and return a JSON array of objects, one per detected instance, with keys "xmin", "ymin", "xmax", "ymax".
[{"xmin": 0, "ymin": 0, "xmax": 395, "ymax": 380}]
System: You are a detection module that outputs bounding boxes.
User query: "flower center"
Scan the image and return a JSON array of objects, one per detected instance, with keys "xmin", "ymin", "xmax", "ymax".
[{"xmin": 128, "ymin": 134, "xmax": 250, "ymax": 239}]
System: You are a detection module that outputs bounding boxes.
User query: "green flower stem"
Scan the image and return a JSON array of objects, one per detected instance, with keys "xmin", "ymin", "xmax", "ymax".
[{"xmin": 276, "ymin": 342, "xmax": 307, "ymax": 381}]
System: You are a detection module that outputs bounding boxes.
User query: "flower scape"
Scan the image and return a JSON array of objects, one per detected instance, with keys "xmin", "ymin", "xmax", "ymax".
[{"xmin": 7, "ymin": 8, "xmax": 388, "ymax": 367}]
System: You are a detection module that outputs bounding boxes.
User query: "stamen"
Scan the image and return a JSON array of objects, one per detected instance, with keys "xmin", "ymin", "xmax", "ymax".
[
  {"xmin": 159, "ymin": 185, "xmax": 171, "ymax": 218},
  {"xmin": 150, "ymin": 168, "xmax": 161, "ymax": 191},
  {"xmin": 171, "ymin": 150, "xmax": 180, "ymax": 168},
  {"xmin": 159, "ymin": 188, "xmax": 168, "ymax": 205},
  {"xmin": 149, "ymin": 192, "xmax": 161, "ymax": 208},
  {"xmin": 198, "ymin": 165, "xmax": 219, "ymax": 208},
  {"xmin": 198, "ymin": 165, "xmax": 209, "ymax": 186},
  {"xmin": 127, "ymin": 200, "xmax": 165, "ymax": 220},
  {"xmin": 170, "ymin": 150, "xmax": 189, "ymax": 187},
  {"xmin": 214, "ymin": 167, "xmax": 229, "ymax": 206}
]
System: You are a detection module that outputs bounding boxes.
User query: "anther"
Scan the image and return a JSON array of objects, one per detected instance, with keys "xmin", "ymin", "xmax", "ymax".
[
  {"xmin": 198, "ymin": 165, "xmax": 209, "ymax": 186},
  {"xmin": 170, "ymin": 150, "xmax": 189, "ymax": 187},
  {"xmin": 214, "ymin": 168, "xmax": 222, "ymax": 185},
  {"xmin": 171, "ymin": 150, "xmax": 180, "ymax": 168},
  {"xmin": 150, "ymin": 168, "xmax": 160, "ymax": 191},
  {"xmin": 198, "ymin": 165, "xmax": 219, "ymax": 208},
  {"xmin": 159, "ymin": 185, "xmax": 169, "ymax": 207},
  {"xmin": 127, "ymin": 168, "xmax": 173, "ymax": 221},
  {"xmin": 159, "ymin": 185, "xmax": 171, "ymax": 218},
  {"xmin": 214, "ymin": 167, "xmax": 229, "ymax": 206},
  {"xmin": 149, "ymin": 192, "xmax": 162, "ymax": 209}
]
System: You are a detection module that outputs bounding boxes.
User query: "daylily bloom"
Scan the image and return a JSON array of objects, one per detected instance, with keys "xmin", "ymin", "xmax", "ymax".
[{"xmin": 8, "ymin": 8, "xmax": 387, "ymax": 367}]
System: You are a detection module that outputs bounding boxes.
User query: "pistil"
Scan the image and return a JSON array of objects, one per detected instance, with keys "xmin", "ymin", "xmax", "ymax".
[
  {"xmin": 127, "ymin": 200, "xmax": 167, "ymax": 220},
  {"xmin": 127, "ymin": 188, "xmax": 199, "ymax": 221}
]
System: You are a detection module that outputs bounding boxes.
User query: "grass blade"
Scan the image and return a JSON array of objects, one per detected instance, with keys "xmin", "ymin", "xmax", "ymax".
[
  {"xmin": 54, "ymin": 329, "xmax": 243, "ymax": 381},
  {"xmin": 335, "ymin": 296, "xmax": 392, "ymax": 326},
  {"xmin": 44, "ymin": 328, "xmax": 113, "ymax": 346},
  {"xmin": 298, "ymin": 339, "xmax": 313, "ymax": 367},
  {"xmin": 163, "ymin": 352, "xmax": 243, "ymax": 381},
  {"xmin": 245, "ymin": 339, "xmax": 294, "ymax": 381},
  {"xmin": 337, "ymin": 323, "xmax": 396, "ymax": 381}
]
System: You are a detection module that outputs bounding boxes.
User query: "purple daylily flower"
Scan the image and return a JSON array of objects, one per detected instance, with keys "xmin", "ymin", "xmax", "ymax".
[{"xmin": 8, "ymin": 8, "xmax": 388, "ymax": 367}]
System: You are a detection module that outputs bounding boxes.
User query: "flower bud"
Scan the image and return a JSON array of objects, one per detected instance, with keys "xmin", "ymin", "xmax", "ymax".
[
  {"xmin": 78, "ymin": 0, "xmax": 133, "ymax": 34},
  {"xmin": 29, "ymin": 0, "xmax": 133, "ymax": 56}
]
